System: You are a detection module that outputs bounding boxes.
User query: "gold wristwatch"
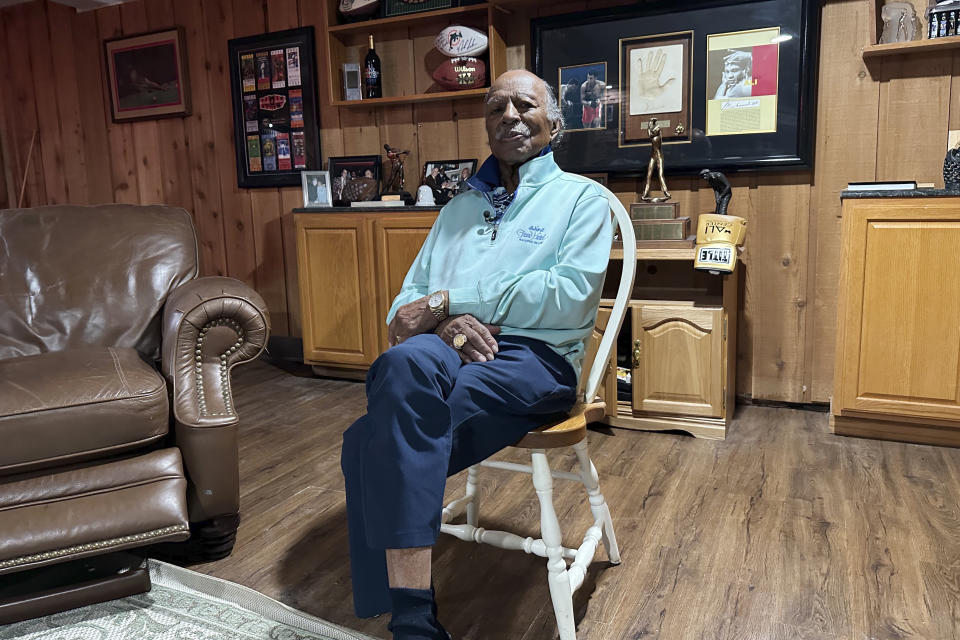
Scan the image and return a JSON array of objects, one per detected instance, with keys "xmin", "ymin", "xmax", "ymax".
[{"xmin": 428, "ymin": 290, "xmax": 447, "ymax": 322}]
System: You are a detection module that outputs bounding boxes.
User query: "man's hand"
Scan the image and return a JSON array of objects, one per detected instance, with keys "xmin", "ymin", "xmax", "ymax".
[
  {"xmin": 435, "ymin": 314, "xmax": 500, "ymax": 363},
  {"xmin": 388, "ymin": 296, "xmax": 440, "ymax": 346},
  {"xmin": 636, "ymin": 49, "xmax": 676, "ymax": 99}
]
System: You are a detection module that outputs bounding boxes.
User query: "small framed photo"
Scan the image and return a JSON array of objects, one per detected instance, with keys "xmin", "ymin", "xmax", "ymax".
[
  {"xmin": 620, "ymin": 31, "xmax": 693, "ymax": 146},
  {"xmin": 104, "ymin": 28, "xmax": 191, "ymax": 122},
  {"xmin": 383, "ymin": 0, "xmax": 453, "ymax": 18},
  {"xmin": 328, "ymin": 155, "xmax": 382, "ymax": 203},
  {"xmin": 422, "ymin": 158, "xmax": 477, "ymax": 204},
  {"xmin": 301, "ymin": 170, "xmax": 332, "ymax": 207},
  {"xmin": 558, "ymin": 62, "xmax": 607, "ymax": 132}
]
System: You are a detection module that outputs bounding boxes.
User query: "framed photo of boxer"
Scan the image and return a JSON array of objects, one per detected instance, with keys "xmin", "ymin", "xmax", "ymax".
[
  {"xmin": 558, "ymin": 63, "xmax": 607, "ymax": 132},
  {"xmin": 619, "ymin": 31, "xmax": 692, "ymax": 147},
  {"xmin": 532, "ymin": 0, "xmax": 820, "ymax": 174}
]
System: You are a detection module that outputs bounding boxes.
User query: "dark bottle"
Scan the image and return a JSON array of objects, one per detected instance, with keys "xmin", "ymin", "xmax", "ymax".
[{"xmin": 363, "ymin": 34, "xmax": 382, "ymax": 99}]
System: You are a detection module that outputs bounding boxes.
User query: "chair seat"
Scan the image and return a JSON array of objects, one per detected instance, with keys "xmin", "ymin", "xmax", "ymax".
[
  {"xmin": 0, "ymin": 347, "xmax": 169, "ymax": 476},
  {"xmin": 513, "ymin": 402, "xmax": 606, "ymax": 449}
]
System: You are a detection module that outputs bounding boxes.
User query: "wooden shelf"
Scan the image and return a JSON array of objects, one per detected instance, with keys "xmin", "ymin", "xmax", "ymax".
[
  {"xmin": 862, "ymin": 36, "xmax": 960, "ymax": 58},
  {"xmin": 328, "ymin": 3, "xmax": 491, "ymax": 35},
  {"xmin": 331, "ymin": 87, "xmax": 488, "ymax": 107},
  {"xmin": 610, "ymin": 247, "xmax": 697, "ymax": 260}
]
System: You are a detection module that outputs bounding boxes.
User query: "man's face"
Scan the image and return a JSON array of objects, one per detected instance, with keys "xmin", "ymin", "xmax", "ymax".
[
  {"xmin": 431, "ymin": 167, "xmax": 439, "ymax": 177},
  {"xmin": 587, "ymin": 73, "xmax": 595, "ymax": 82},
  {"xmin": 484, "ymin": 71, "xmax": 558, "ymax": 166},
  {"xmin": 722, "ymin": 60, "xmax": 746, "ymax": 85}
]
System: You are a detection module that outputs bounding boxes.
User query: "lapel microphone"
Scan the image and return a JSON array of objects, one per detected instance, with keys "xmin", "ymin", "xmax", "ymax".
[{"xmin": 482, "ymin": 210, "xmax": 494, "ymax": 223}]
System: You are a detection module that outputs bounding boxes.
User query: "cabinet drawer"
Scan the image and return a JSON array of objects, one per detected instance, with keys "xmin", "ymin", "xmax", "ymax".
[{"xmin": 632, "ymin": 303, "xmax": 725, "ymax": 418}]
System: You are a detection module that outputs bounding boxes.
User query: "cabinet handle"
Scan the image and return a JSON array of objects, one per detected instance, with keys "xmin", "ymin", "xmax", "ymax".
[{"xmin": 632, "ymin": 339, "xmax": 642, "ymax": 369}]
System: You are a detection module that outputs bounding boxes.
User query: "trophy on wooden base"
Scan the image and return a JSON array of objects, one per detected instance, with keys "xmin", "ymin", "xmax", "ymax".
[{"xmin": 381, "ymin": 143, "xmax": 413, "ymax": 204}]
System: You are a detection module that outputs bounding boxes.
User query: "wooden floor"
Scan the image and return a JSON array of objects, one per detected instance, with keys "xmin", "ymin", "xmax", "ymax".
[{"xmin": 191, "ymin": 358, "xmax": 960, "ymax": 640}]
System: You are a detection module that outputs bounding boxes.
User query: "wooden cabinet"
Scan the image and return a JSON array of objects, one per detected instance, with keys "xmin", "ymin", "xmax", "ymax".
[
  {"xmin": 295, "ymin": 208, "xmax": 438, "ymax": 377},
  {"xmin": 832, "ymin": 194, "xmax": 960, "ymax": 446},
  {"xmin": 596, "ymin": 249, "xmax": 738, "ymax": 440}
]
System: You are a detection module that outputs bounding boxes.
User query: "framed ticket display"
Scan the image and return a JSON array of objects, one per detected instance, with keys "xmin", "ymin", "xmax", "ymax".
[
  {"xmin": 532, "ymin": 0, "xmax": 820, "ymax": 174},
  {"xmin": 228, "ymin": 27, "xmax": 321, "ymax": 188}
]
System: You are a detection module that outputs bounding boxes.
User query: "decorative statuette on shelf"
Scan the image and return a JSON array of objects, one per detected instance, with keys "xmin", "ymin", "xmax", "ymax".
[
  {"xmin": 944, "ymin": 142, "xmax": 960, "ymax": 191},
  {"xmin": 435, "ymin": 25, "xmax": 489, "ymax": 57},
  {"xmin": 382, "ymin": 143, "xmax": 413, "ymax": 204},
  {"xmin": 879, "ymin": 1, "xmax": 922, "ymax": 43},
  {"xmin": 928, "ymin": 0, "xmax": 960, "ymax": 38},
  {"xmin": 694, "ymin": 170, "xmax": 746, "ymax": 275},
  {"xmin": 640, "ymin": 117, "xmax": 670, "ymax": 203}
]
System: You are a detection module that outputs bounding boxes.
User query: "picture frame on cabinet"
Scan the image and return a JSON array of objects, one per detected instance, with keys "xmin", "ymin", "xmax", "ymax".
[
  {"xmin": 228, "ymin": 27, "xmax": 321, "ymax": 188},
  {"xmin": 104, "ymin": 28, "xmax": 191, "ymax": 122},
  {"xmin": 329, "ymin": 155, "xmax": 382, "ymax": 203},
  {"xmin": 302, "ymin": 171, "xmax": 333, "ymax": 207},
  {"xmin": 422, "ymin": 158, "xmax": 477, "ymax": 204}
]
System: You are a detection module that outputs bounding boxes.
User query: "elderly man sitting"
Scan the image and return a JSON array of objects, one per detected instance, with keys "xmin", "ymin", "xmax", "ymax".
[{"xmin": 340, "ymin": 69, "xmax": 613, "ymax": 640}]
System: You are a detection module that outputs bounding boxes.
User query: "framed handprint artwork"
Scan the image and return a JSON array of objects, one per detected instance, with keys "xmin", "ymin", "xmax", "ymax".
[
  {"xmin": 532, "ymin": 0, "xmax": 820, "ymax": 174},
  {"xmin": 620, "ymin": 32, "xmax": 692, "ymax": 145}
]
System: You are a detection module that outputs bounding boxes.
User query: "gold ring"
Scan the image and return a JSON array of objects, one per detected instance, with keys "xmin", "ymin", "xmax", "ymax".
[{"xmin": 452, "ymin": 333, "xmax": 467, "ymax": 350}]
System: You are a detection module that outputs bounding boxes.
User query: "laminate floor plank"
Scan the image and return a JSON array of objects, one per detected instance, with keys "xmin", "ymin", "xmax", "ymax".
[{"xmin": 187, "ymin": 359, "xmax": 960, "ymax": 640}]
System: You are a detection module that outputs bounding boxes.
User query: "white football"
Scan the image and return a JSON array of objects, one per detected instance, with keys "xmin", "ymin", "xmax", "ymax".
[{"xmin": 435, "ymin": 25, "xmax": 489, "ymax": 58}]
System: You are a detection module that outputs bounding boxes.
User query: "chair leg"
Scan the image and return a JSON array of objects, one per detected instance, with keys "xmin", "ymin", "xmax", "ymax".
[
  {"xmin": 530, "ymin": 449, "xmax": 576, "ymax": 640},
  {"xmin": 572, "ymin": 440, "xmax": 620, "ymax": 565},
  {"xmin": 466, "ymin": 465, "xmax": 479, "ymax": 527}
]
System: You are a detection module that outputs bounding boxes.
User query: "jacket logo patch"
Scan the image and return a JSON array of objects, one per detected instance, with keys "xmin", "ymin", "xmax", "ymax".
[{"xmin": 517, "ymin": 225, "xmax": 547, "ymax": 245}]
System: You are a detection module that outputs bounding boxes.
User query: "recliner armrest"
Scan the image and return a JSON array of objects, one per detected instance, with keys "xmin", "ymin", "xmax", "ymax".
[
  {"xmin": 161, "ymin": 277, "xmax": 269, "ymax": 523},
  {"xmin": 161, "ymin": 277, "xmax": 270, "ymax": 427}
]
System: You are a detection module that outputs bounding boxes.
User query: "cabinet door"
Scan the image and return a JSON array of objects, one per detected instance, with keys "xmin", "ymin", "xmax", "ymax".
[
  {"xmin": 373, "ymin": 214, "xmax": 438, "ymax": 351},
  {"xmin": 296, "ymin": 215, "xmax": 378, "ymax": 366},
  {"xmin": 836, "ymin": 199, "xmax": 960, "ymax": 421},
  {"xmin": 579, "ymin": 305, "xmax": 617, "ymax": 413},
  {"xmin": 632, "ymin": 304, "xmax": 725, "ymax": 418}
]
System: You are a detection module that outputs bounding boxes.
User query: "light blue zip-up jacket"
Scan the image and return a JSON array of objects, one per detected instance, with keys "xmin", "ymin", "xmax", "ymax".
[{"xmin": 386, "ymin": 151, "xmax": 613, "ymax": 380}]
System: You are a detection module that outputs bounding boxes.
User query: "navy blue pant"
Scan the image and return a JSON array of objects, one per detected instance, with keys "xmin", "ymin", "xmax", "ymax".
[{"xmin": 341, "ymin": 334, "xmax": 577, "ymax": 618}]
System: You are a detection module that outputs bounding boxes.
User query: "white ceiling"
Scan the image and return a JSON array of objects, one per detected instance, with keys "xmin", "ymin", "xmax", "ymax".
[{"xmin": 0, "ymin": 0, "xmax": 128, "ymax": 12}]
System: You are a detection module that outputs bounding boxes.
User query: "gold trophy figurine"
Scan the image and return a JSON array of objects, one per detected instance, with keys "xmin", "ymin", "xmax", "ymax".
[{"xmin": 641, "ymin": 117, "xmax": 671, "ymax": 203}]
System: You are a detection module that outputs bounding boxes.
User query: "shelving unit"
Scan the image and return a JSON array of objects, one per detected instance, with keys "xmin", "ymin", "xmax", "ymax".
[
  {"xmin": 321, "ymin": 0, "xmax": 511, "ymax": 107},
  {"xmin": 861, "ymin": 0, "xmax": 960, "ymax": 59}
]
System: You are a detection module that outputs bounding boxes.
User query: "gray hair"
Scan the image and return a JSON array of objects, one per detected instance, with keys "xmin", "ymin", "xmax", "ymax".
[{"xmin": 483, "ymin": 76, "xmax": 566, "ymax": 147}]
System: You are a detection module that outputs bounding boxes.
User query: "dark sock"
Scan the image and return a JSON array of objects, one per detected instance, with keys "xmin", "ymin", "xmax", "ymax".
[{"xmin": 388, "ymin": 587, "xmax": 450, "ymax": 640}]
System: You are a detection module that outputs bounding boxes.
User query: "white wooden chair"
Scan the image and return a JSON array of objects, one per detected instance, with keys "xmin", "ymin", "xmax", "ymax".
[{"xmin": 439, "ymin": 186, "xmax": 637, "ymax": 640}]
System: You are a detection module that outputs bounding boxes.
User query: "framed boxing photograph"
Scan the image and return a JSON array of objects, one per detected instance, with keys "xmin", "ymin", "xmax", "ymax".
[
  {"xmin": 532, "ymin": 0, "xmax": 820, "ymax": 174},
  {"xmin": 328, "ymin": 155, "xmax": 382, "ymax": 204},
  {"xmin": 558, "ymin": 62, "xmax": 607, "ymax": 132},
  {"xmin": 228, "ymin": 27, "xmax": 321, "ymax": 188}
]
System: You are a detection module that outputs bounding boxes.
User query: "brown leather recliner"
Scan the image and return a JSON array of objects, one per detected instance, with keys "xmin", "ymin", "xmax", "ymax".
[{"xmin": 0, "ymin": 204, "xmax": 270, "ymax": 623}]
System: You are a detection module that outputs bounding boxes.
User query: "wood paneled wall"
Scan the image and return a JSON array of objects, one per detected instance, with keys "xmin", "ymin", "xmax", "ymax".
[{"xmin": 0, "ymin": 0, "xmax": 951, "ymax": 404}]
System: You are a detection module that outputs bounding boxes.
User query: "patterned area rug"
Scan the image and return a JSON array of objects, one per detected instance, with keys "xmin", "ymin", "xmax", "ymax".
[{"xmin": 0, "ymin": 560, "xmax": 377, "ymax": 640}]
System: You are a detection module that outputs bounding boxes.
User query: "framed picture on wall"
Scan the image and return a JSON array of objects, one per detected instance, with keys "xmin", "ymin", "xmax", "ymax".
[
  {"xmin": 620, "ymin": 31, "xmax": 692, "ymax": 146},
  {"xmin": 558, "ymin": 62, "xmax": 607, "ymax": 132},
  {"xmin": 532, "ymin": 0, "xmax": 820, "ymax": 174},
  {"xmin": 228, "ymin": 27, "xmax": 321, "ymax": 188},
  {"xmin": 329, "ymin": 155, "xmax": 382, "ymax": 203},
  {"xmin": 104, "ymin": 28, "xmax": 191, "ymax": 122}
]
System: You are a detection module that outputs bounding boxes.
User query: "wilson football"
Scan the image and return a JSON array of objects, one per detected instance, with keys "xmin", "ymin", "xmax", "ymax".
[
  {"xmin": 431, "ymin": 57, "xmax": 487, "ymax": 91},
  {"xmin": 435, "ymin": 25, "xmax": 489, "ymax": 57},
  {"xmin": 338, "ymin": 0, "xmax": 380, "ymax": 18}
]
